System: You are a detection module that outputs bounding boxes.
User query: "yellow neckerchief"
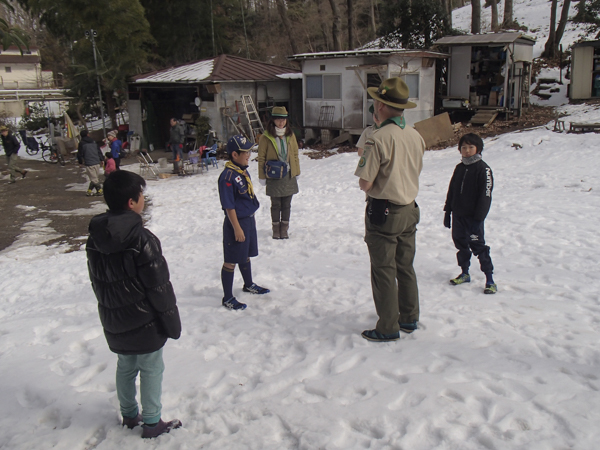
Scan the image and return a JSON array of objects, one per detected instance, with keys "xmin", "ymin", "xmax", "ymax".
[{"xmin": 225, "ymin": 161, "xmax": 255, "ymax": 199}]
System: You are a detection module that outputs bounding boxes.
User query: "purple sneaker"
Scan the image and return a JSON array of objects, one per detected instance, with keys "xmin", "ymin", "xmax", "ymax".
[
  {"xmin": 141, "ymin": 418, "xmax": 182, "ymax": 439},
  {"xmin": 122, "ymin": 413, "xmax": 142, "ymax": 429}
]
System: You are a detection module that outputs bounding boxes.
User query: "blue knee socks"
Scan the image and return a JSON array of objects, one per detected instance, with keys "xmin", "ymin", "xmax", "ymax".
[{"xmin": 221, "ymin": 265, "xmax": 235, "ymax": 300}]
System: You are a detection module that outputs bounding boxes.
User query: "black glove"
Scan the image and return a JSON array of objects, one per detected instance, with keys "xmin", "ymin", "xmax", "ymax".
[{"xmin": 443, "ymin": 211, "xmax": 451, "ymax": 229}]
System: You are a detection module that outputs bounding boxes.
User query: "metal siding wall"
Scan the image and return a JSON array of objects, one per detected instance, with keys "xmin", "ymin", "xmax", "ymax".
[{"xmin": 571, "ymin": 47, "xmax": 593, "ymax": 99}]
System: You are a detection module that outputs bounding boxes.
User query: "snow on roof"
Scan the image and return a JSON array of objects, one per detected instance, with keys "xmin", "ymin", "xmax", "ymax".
[
  {"xmin": 132, "ymin": 55, "xmax": 300, "ymax": 84},
  {"xmin": 434, "ymin": 32, "xmax": 536, "ymax": 46},
  {"xmin": 288, "ymin": 48, "xmax": 448, "ymax": 61},
  {"xmin": 134, "ymin": 60, "xmax": 214, "ymax": 83}
]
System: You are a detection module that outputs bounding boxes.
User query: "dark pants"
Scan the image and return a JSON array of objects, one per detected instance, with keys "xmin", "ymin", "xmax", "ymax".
[
  {"xmin": 452, "ymin": 216, "xmax": 493, "ymax": 274},
  {"xmin": 365, "ymin": 202, "xmax": 420, "ymax": 334},
  {"xmin": 270, "ymin": 195, "xmax": 293, "ymax": 222}
]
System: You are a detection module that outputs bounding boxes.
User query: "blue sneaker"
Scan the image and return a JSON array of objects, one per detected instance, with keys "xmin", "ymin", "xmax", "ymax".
[
  {"xmin": 361, "ymin": 329, "xmax": 400, "ymax": 342},
  {"xmin": 243, "ymin": 283, "xmax": 270, "ymax": 295},
  {"xmin": 399, "ymin": 320, "xmax": 418, "ymax": 334},
  {"xmin": 450, "ymin": 273, "xmax": 471, "ymax": 285},
  {"xmin": 223, "ymin": 297, "xmax": 247, "ymax": 310}
]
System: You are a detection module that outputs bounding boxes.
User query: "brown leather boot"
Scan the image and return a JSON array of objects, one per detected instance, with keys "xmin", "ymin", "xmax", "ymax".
[
  {"xmin": 272, "ymin": 222, "xmax": 281, "ymax": 239},
  {"xmin": 280, "ymin": 221, "xmax": 289, "ymax": 239}
]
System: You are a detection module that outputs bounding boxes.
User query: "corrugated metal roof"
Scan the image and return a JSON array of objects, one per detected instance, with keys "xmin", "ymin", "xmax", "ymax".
[
  {"xmin": 288, "ymin": 49, "xmax": 448, "ymax": 61},
  {"xmin": 132, "ymin": 55, "xmax": 300, "ymax": 84},
  {"xmin": 434, "ymin": 32, "xmax": 536, "ymax": 46}
]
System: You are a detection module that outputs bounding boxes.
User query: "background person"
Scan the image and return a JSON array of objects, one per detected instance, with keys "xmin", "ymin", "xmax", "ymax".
[
  {"xmin": 1, "ymin": 126, "xmax": 27, "ymax": 184},
  {"xmin": 257, "ymin": 106, "xmax": 301, "ymax": 239},
  {"xmin": 354, "ymin": 78, "xmax": 425, "ymax": 343},
  {"xmin": 168, "ymin": 118, "xmax": 185, "ymax": 175},
  {"xmin": 77, "ymin": 129, "xmax": 104, "ymax": 196}
]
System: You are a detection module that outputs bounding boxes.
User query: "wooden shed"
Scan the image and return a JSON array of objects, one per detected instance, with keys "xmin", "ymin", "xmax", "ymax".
[
  {"xmin": 570, "ymin": 40, "xmax": 600, "ymax": 100},
  {"xmin": 434, "ymin": 32, "xmax": 535, "ymax": 118}
]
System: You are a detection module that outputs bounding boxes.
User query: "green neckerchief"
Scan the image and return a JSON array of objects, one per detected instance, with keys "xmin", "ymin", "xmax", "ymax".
[
  {"xmin": 225, "ymin": 161, "xmax": 255, "ymax": 199},
  {"xmin": 377, "ymin": 115, "xmax": 406, "ymax": 130}
]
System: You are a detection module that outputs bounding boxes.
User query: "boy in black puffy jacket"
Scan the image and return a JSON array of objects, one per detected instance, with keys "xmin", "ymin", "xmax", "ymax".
[
  {"xmin": 86, "ymin": 170, "xmax": 183, "ymax": 438},
  {"xmin": 443, "ymin": 133, "xmax": 497, "ymax": 294}
]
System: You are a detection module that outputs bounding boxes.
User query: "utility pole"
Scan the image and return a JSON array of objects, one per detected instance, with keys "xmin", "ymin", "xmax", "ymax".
[{"xmin": 85, "ymin": 29, "xmax": 107, "ymax": 139}]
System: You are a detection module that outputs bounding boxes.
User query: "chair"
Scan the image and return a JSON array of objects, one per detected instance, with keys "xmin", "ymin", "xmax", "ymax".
[{"xmin": 200, "ymin": 143, "xmax": 219, "ymax": 171}]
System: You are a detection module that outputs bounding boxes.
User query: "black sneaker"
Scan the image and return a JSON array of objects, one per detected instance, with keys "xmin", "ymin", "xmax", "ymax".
[
  {"xmin": 242, "ymin": 283, "xmax": 270, "ymax": 295},
  {"xmin": 222, "ymin": 297, "xmax": 247, "ymax": 311},
  {"xmin": 361, "ymin": 329, "xmax": 400, "ymax": 342},
  {"xmin": 141, "ymin": 418, "xmax": 182, "ymax": 439},
  {"xmin": 399, "ymin": 320, "xmax": 418, "ymax": 334}
]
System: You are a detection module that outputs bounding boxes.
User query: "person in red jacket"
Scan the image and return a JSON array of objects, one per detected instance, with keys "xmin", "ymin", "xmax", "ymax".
[
  {"xmin": 444, "ymin": 133, "xmax": 497, "ymax": 294},
  {"xmin": 86, "ymin": 170, "xmax": 182, "ymax": 438}
]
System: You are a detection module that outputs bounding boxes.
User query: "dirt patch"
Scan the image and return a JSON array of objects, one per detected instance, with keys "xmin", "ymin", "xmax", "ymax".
[
  {"xmin": 303, "ymin": 105, "xmax": 559, "ymax": 159},
  {"xmin": 0, "ymin": 154, "xmax": 142, "ymax": 252}
]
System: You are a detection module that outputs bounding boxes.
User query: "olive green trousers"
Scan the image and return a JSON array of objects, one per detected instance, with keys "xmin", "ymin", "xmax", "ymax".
[{"xmin": 364, "ymin": 202, "xmax": 420, "ymax": 334}]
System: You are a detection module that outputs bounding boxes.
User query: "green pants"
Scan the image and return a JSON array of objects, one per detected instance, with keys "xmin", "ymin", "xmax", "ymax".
[
  {"xmin": 365, "ymin": 202, "xmax": 420, "ymax": 334},
  {"xmin": 6, "ymin": 154, "xmax": 25, "ymax": 181}
]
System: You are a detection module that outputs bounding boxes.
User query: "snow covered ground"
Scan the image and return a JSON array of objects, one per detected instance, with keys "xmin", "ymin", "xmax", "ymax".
[{"xmin": 1, "ymin": 102, "xmax": 600, "ymax": 449}]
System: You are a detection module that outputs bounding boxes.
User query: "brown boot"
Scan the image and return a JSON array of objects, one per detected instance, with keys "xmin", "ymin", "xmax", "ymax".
[
  {"xmin": 280, "ymin": 221, "xmax": 289, "ymax": 239},
  {"xmin": 272, "ymin": 222, "xmax": 281, "ymax": 239}
]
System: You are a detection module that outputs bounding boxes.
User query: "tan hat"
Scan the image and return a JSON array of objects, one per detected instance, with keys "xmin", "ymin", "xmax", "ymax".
[
  {"xmin": 271, "ymin": 106, "xmax": 288, "ymax": 118},
  {"xmin": 367, "ymin": 77, "xmax": 417, "ymax": 109}
]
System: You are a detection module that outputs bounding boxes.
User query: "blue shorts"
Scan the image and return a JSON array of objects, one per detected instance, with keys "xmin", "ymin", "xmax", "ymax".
[{"xmin": 223, "ymin": 215, "xmax": 258, "ymax": 264}]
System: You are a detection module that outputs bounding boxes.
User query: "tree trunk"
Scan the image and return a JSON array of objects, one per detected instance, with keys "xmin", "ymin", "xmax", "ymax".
[
  {"xmin": 275, "ymin": 0, "xmax": 299, "ymax": 55},
  {"xmin": 369, "ymin": 0, "xmax": 377, "ymax": 38},
  {"xmin": 347, "ymin": 0, "xmax": 354, "ymax": 50},
  {"xmin": 554, "ymin": 0, "xmax": 572, "ymax": 53},
  {"xmin": 502, "ymin": 0, "xmax": 514, "ymax": 28},
  {"xmin": 490, "ymin": 0, "xmax": 498, "ymax": 31},
  {"xmin": 316, "ymin": 0, "xmax": 330, "ymax": 51},
  {"xmin": 471, "ymin": 0, "xmax": 481, "ymax": 34},
  {"xmin": 328, "ymin": 0, "xmax": 342, "ymax": 51},
  {"xmin": 543, "ymin": 0, "xmax": 558, "ymax": 58}
]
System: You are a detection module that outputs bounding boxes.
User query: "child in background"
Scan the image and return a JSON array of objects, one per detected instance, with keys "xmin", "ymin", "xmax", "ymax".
[
  {"xmin": 104, "ymin": 151, "xmax": 116, "ymax": 177},
  {"xmin": 218, "ymin": 135, "xmax": 270, "ymax": 310},
  {"xmin": 443, "ymin": 133, "xmax": 497, "ymax": 294},
  {"xmin": 86, "ymin": 170, "xmax": 182, "ymax": 438}
]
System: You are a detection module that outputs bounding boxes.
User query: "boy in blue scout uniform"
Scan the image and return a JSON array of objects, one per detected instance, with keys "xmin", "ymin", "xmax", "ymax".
[{"xmin": 218, "ymin": 135, "xmax": 270, "ymax": 310}]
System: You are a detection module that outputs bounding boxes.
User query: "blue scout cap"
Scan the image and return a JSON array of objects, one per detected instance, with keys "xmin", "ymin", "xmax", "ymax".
[{"xmin": 226, "ymin": 135, "xmax": 255, "ymax": 154}]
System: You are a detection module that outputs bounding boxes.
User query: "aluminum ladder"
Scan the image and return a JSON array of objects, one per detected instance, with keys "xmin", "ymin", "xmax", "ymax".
[{"xmin": 240, "ymin": 94, "xmax": 264, "ymax": 143}]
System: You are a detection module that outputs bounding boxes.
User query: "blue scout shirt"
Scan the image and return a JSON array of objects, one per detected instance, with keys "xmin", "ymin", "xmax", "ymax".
[{"xmin": 218, "ymin": 162, "xmax": 260, "ymax": 219}]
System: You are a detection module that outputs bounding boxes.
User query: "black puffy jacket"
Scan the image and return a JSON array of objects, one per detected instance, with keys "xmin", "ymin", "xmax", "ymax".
[
  {"xmin": 86, "ymin": 210, "xmax": 181, "ymax": 355},
  {"xmin": 444, "ymin": 159, "xmax": 494, "ymax": 221}
]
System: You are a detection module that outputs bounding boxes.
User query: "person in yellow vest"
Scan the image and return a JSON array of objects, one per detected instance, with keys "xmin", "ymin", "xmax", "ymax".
[
  {"xmin": 354, "ymin": 78, "xmax": 425, "ymax": 342},
  {"xmin": 257, "ymin": 106, "xmax": 301, "ymax": 239}
]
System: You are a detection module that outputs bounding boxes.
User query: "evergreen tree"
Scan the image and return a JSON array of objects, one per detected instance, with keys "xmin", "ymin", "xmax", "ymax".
[{"xmin": 379, "ymin": 0, "xmax": 450, "ymax": 49}]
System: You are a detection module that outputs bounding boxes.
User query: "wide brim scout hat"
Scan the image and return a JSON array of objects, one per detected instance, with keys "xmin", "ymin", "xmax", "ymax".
[
  {"xmin": 226, "ymin": 134, "xmax": 256, "ymax": 154},
  {"xmin": 271, "ymin": 106, "xmax": 288, "ymax": 118},
  {"xmin": 367, "ymin": 77, "xmax": 417, "ymax": 109}
]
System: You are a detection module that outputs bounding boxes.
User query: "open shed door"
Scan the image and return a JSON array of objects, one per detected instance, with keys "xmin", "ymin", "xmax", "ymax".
[{"xmin": 449, "ymin": 46, "xmax": 471, "ymax": 98}]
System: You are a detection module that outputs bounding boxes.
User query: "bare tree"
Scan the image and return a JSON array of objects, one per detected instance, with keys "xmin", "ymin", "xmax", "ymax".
[
  {"xmin": 471, "ymin": 0, "xmax": 481, "ymax": 34},
  {"xmin": 348, "ymin": 0, "xmax": 354, "ymax": 50},
  {"xmin": 543, "ymin": 0, "xmax": 572, "ymax": 58},
  {"xmin": 502, "ymin": 0, "xmax": 515, "ymax": 29},
  {"xmin": 275, "ymin": 0, "xmax": 299, "ymax": 54},
  {"xmin": 328, "ymin": 0, "xmax": 342, "ymax": 51},
  {"xmin": 490, "ymin": 0, "xmax": 499, "ymax": 31}
]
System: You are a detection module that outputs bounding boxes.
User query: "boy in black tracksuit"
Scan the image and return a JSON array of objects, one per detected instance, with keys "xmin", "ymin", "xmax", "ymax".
[{"xmin": 443, "ymin": 133, "xmax": 497, "ymax": 294}]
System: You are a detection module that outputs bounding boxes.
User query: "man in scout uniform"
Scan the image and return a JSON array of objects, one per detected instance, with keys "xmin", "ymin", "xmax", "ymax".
[{"xmin": 354, "ymin": 77, "xmax": 426, "ymax": 342}]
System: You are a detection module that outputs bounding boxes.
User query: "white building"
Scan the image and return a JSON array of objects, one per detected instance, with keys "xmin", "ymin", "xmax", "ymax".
[{"xmin": 287, "ymin": 48, "xmax": 449, "ymax": 140}]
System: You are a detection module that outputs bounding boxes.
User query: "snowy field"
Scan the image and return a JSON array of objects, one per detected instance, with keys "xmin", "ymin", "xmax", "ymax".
[{"xmin": 1, "ymin": 102, "xmax": 600, "ymax": 449}]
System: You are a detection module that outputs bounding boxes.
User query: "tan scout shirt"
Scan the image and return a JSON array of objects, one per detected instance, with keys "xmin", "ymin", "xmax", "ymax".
[{"xmin": 354, "ymin": 121, "xmax": 425, "ymax": 205}]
